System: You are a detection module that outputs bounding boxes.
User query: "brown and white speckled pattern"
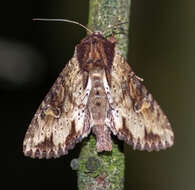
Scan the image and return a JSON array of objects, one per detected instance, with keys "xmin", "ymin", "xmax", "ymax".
[
  {"xmin": 23, "ymin": 32, "xmax": 174, "ymax": 159},
  {"xmin": 109, "ymin": 52, "xmax": 174, "ymax": 151}
]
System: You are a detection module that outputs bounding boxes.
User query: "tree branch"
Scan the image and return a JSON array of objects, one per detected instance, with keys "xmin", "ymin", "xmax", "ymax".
[{"xmin": 73, "ymin": 0, "xmax": 131, "ymax": 189}]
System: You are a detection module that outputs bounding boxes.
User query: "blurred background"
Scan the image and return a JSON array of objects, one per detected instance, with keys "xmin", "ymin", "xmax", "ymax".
[{"xmin": 5, "ymin": 0, "xmax": 194, "ymax": 189}]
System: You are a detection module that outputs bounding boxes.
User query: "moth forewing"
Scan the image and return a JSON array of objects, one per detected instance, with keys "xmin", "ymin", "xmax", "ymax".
[
  {"xmin": 109, "ymin": 52, "xmax": 174, "ymax": 151},
  {"xmin": 23, "ymin": 57, "xmax": 91, "ymax": 159}
]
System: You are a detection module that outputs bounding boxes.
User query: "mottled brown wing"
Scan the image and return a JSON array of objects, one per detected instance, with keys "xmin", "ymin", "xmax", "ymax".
[
  {"xmin": 109, "ymin": 52, "xmax": 174, "ymax": 151},
  {"xmin": 23, "ymin": 57, "xmax": 90, "ymax": 158}
]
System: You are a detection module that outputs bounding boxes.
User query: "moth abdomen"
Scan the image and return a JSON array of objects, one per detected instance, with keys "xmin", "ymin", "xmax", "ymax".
[{"xmin": 92, "ymin": 124, "xmax": 112, "ymax": 152}]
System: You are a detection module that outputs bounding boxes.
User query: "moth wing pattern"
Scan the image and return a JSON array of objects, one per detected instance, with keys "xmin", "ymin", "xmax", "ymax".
[
  {"xmin": 23, "ymin": 57, "xmax": 90, "ymax": 159},
  {"xmin": 109, "ymin": 52, "xmax": 174, "ymax": 151}
]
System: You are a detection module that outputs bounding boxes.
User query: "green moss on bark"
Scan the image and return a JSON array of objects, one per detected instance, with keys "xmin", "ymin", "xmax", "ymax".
[{"xmin": 77, "ymin": 136, "xmax": 125, "ymax": 190}]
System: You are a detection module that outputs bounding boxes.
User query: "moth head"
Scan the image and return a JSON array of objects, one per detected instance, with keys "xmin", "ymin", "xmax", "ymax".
[{"xmin": 76, "ymin": 33, "xmax": 115, "ymax": 72}]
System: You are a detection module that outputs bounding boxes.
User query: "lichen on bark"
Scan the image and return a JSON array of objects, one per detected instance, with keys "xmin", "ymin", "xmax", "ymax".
[
  {"xmin": 72, "ymin": 0, "xmax": 131, "ymax": 189},
  {"xmin": 77, "ymin": 136, "xmax": 125, "ymax": 190}
]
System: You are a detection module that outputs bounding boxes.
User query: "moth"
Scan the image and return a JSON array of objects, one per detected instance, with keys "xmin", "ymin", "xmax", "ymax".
[{"xmin": 23, "ymin": 19, "xmax": 174, "ymax": 159}]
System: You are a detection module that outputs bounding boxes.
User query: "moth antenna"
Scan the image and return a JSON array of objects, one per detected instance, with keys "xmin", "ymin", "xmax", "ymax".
[
  {"xmin": 103, "ymin": 21, "xmax": 129, "ymax": 35},
  {"xmin": 32, "ymin": 18, "xmax": 93, "ymax": 34}
]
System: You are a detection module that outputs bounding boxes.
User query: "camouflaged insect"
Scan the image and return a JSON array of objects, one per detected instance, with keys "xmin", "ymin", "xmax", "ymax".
[{"xmin": 23, "ymin": 32, "xmax": 174, "ymax": 159}]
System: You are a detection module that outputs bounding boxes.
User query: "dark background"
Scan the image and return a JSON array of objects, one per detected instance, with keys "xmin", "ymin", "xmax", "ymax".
[{"xmin": 5, "ymin": 0, "xmax": 194, "ymax": 189}]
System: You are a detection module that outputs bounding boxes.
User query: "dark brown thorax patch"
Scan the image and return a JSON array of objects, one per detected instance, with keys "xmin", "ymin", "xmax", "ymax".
[{"xmin": 76, "ymin": 33, "xmax": 115, "ymax": 73}]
